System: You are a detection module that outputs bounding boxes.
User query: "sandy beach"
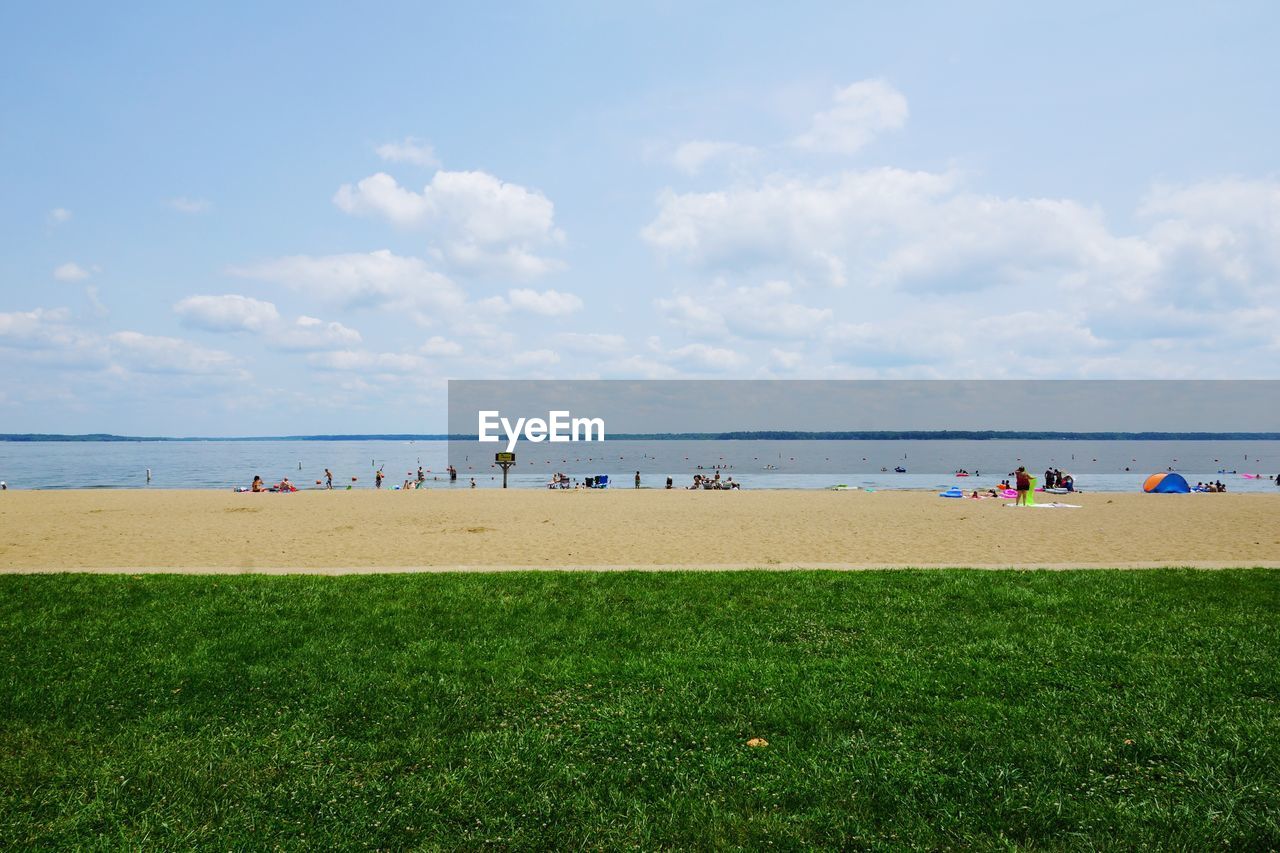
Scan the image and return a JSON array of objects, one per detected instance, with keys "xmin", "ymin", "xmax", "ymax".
[{"xmin": 1, "ymin": 488, "xmax": 1277, "ymax": 572}]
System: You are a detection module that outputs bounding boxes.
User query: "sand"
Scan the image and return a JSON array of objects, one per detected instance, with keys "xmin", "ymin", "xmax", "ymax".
[{"xmin": 1, "ymin": 488, "xmax": 1278, "ymax": 573}]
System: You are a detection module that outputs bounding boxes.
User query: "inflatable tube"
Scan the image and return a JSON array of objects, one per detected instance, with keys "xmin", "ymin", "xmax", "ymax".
[
  {"xmin": 1002, "ymin": 488, "xmax": 1017, "ymax": 499},
  {"xmin": 1242, "ymin": 473, "xmax": 1261, "ymax": 479},
  {"xmin": 939, "ymin": 487, "xmax": 964, "ymax": 498}
]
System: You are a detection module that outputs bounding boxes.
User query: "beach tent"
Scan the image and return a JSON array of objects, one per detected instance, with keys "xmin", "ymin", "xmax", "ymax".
[{"xmin": 1143, "ymin": 472, "xmax": 1190, "ymax": 493}]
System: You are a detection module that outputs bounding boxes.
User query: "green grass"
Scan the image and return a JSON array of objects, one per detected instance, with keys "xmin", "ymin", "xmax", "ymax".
[{"xmin": 1, "ymin": 570, "xmax": 1278, "ymax": 850}]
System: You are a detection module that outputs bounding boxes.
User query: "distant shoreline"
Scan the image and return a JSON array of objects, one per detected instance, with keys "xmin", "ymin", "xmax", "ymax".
[{"xmin": 3, "ymin": 432, "xmax": 1280, "ymax": 443}]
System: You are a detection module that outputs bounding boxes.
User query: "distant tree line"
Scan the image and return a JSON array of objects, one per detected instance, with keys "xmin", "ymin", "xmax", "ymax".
[{"xmin": 5, "ymin": 431, "xmax": 1279, "ymax": 442}]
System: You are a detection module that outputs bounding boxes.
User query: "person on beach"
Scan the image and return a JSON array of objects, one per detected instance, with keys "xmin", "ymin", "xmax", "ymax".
[
  {"xmin": 635, "ymin": 471, "xmax": 641, "ymax": 489},
  {"xmin": 251, "ymin": 475, "xmax": 266, "ymax": 492},
  {"xmin": 417, "ymin": 466, "xmax": 425, "ymax": 486},
  {"xmin": 448, "ymin": 465, "xmax": 457, "ymax": 482},
  {"xmin": 1015, "ymin": 466, "xmax": 1031, "ymax": 506},
  {"xmin": 375, "ymin": 469, "xmax": 384, "ymax": 489},
  {"xmin": 324, "ymin": 468, "xmax": 333, "ymax": 490},
  {"xmin": 470, "ymin": 477, "xmax": 477, "ymax": 489}
]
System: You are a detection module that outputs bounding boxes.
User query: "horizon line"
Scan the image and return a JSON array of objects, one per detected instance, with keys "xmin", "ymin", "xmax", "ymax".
[{"xmin": 4, "ymin": 431, "xmax": 1280, "ymax": 443}]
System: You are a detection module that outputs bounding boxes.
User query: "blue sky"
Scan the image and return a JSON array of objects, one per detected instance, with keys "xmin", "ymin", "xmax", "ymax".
[{"xmin": 3, "ymin": 2, "xmax": 1278, "ymax": 435}]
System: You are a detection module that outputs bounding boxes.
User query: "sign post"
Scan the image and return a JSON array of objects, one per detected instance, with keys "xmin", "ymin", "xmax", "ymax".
[{"xmin": 495, "ymin": 452, "xmax": 516, "ymax": 489}]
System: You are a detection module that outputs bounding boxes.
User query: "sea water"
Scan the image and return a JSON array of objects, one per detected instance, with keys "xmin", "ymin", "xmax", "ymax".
[{"xmin": 1, "ymin": 439, "xmax": 1278, "ymax": 492}]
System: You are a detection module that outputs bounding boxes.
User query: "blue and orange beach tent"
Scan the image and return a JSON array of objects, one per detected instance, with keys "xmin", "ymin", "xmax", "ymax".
[{"xmin": 1143, "ymin": 472, "xmax": 1190, "ymax": 493}]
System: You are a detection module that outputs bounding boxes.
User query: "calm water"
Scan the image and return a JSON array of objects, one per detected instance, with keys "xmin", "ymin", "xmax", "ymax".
[{"xmin": 1, "ymin": 439, "xmax": 1278, "ymax": 492}]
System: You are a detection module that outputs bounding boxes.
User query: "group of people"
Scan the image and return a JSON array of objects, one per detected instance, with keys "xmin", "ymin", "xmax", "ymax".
[
  {"xmin": 250, "ymin": 475, "xmax": 296, "ymax": 493},
  {"xmin": 1195, "ymin": 480, "xmax": 1229, "ymax": 492},
  {"xmin": 1043, "ymin": 468, "xmax": 1075, "ymax": 491},
  {"xmin": 688, "ymin": 472, "xmax": 740, "ymax": 490}
]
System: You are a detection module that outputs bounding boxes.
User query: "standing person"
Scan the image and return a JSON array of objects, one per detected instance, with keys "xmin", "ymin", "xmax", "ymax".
[
  {"xmin": 635, "ymin": 470, "xmax": 641, "ymax": 489},
  {"xmin": 375, "ymin": 469, "xmax": 384, "ymax": 489},
  {"xmin": 1043, "ymin": 468, "xmax": 1055, "ymax": 489},
  {"xmin": 417, "ymin": 466, "xmax": 425, "ymax": 486},
  {"xmin": 448, "ymin": 465, "xmax": 457, "ymax": 482},
  {"xmin": 1015, "ymin": 466, "xmax": 1032, "ymax": 506},
  {"xmin": 324, "ymin": 468, "xmax": 333, "ymax": 490}
]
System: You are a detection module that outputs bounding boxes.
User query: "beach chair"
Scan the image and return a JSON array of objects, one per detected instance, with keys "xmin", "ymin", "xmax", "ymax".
[{"xmin": 595, "ymin": 474, "xmax": 609, "ymax": 489}]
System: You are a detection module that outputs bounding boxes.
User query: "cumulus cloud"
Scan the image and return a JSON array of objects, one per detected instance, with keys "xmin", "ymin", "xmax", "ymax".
[
  {"xmin": 107, "ymin": 331, "xmax": 240, "ymax": 375},
  {"xmin": 48, "ymin": 208, "xmax": 71, "ymax": 224},
  {"xmin": 333, "ymin": 170, "xmax": 564, "ymax": 277},
  {"xmin": 375, "ymin": 137, "xmax": 440, "ymax": 167},
  {"xmin": 645, "ymin": 337, "xmax": 747, "ymax": 373},
  {"xmin": 792, "ymin": 79, "xmax": 908, "ymax": 155},
  {"xmin": 175, "ymin": 294, "xmax": 280, "ymax": 332},
  {"xmin": 0, "ymin": 308, "xmax": 76, "ymax": 347},
  {"xmin": 273, "ymin": 316, "xmax": 363, "ymax": 351},
  {"xmin": 504, "ymin": 288, "xmax": 584, "ymax": 316},
  {"xmin": 659, "ymin": 280, "xmax": 832, "ymax": 340},
  {"xmin": 230, "ymin": 249, "xmax": 467, "ymax": 314},
  {"xmin": 308, "ymin": 349, "xmax": 428, "ymax": 374},
  {"xmin": 670, "ymin": 140, "xmax": 758, "ymax": 176},
  {"xmin": 53, "ymin": 262, "xmax": 91, "ymax": 282},
  {"xmin": 173, "ymin": 294, "xmax": 360, "ymax": 351},
  {"xmin": 558, "ymin": 332, "xmax": 627, "ymax": 354},
  {"xmin": 167, "ymin": 197, "xmax": 211, "ymax": 214},
  {"xmin": 421, "ymin": 335, "xmax": 463, "ymax": 356}
]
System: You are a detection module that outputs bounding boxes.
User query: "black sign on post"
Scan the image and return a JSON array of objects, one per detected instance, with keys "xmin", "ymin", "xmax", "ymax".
[{"xmin": 495, "ymin": 452, "xmax": 516, "ymax": 488}]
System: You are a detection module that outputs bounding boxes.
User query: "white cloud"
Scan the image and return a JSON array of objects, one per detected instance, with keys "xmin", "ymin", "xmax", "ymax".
[
  {"xmin": 420, "ymin": 335, "xmax": 463, "ymax": 356},
  {"xmin": 53, "ymin": 262, "xmax": 91, "ymax": 282},
  {"xmin": 333, "ymin": 170, "xmax": 564, "ymax": 277},
  {"xmin": 48, "ymin": 208, "xmax": 72, "ymax": 224},
  {"xmin": 504, "ymin": 288, "xmax": 583, "ymax": 316},
  {"xmin": 647, "ymin": 337, "xmax": 748, "ymax": 372},
  {"xmin": 273, "ymin": 316, "xmax": 362, "ymax": 351},
  {"xmin": 308, "ymin": 349, "xmax": 428, "ymax": 374},
  {"xmin": 558, "ymin": 332, "xmax": 627, "ymax": 354},
  {"xmin": 670, "ymin": 140, "xmax": 758, "ymax": 176},
  {"xmin": 792, "ymin": 79, "xmax": 908, "ymax": 155},
  {"xmin": 770, "ymin": 349, "xmax": 804, "ymax": 370},
  {"xmin": 107, "ymin": 331, "xmax": 240, "ymax": 375},
  {"xmin": 375, "ymin": 137, "xmax": 440, "ymax": 168},
  {"xmin": 167, "ymin": 197, "xmax": 212, "ymax": 214},
  {"xmin": 658, "ymin": 280, "xmax": 832, "ymax": 340},
  {"xmin": 511, "ymin": 348, "xmax": 561, "ymax": 367},
  {"xmin": 230, "ymin": 249, "xmax": 467, "ymax": 314},
  {"xmin": 175, "ymin": 294, "xmax": 280, "ymax": 332},
  {"xmin": 173, "ymin": 295, "xmax": 360, "ymax": 351},
  {"xmin": 0, "ymin": 308, "xmax": 74, "ymax": 346}
]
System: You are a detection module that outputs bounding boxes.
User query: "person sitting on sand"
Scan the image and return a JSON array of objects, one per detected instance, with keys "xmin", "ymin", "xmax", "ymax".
[{"xmin": 251, "ymin": 475, "xmax": 266, "ymax": 492}]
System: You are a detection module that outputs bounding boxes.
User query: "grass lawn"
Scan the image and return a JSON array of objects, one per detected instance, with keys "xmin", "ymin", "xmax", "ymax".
[{"xmin": 1, "ymin": 569, "xmax": 1278, "ymax": 849}]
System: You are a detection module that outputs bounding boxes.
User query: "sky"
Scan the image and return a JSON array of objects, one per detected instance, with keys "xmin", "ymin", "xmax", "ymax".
[{"xmin": 3, "ymin": 2, "xmax": 1279, "ymax": 435}]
